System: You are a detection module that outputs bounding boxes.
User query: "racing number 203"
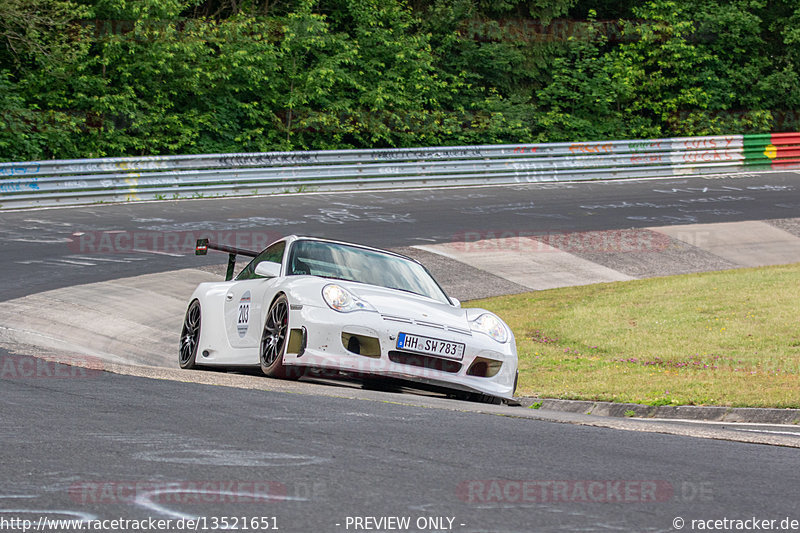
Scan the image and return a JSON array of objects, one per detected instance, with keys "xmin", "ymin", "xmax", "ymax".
[
  {"xmin": 238, "ymin": 303, "xmax": 249, "ymax": 325},
  {"xmin": 236, "ymin": 291, "xmax": 252, "ymax": 338}
]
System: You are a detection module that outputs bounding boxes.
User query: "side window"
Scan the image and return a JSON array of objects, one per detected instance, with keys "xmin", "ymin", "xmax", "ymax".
[{"xmin": 236, "ymin": 241, "xmax": 286, "ymax": 280}]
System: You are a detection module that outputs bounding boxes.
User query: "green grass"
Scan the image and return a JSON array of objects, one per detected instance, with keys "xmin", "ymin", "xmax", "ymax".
[{"xmin": 470, "ymin": 263, "xmax": 800, "ymax": 408}]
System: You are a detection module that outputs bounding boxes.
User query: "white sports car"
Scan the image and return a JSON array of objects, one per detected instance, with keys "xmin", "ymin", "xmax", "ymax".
[{"xmin": 180, "ymin": 235, "xmax": 518, "ymax": 402}]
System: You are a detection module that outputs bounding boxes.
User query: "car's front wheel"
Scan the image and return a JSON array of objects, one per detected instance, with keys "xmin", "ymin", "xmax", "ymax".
[
  {"xmin": 260, "ymin": 294, "xmax": 301, "ymax": 380},
  {"xmin": 179, "ymin": 299, "xmax": 201, "ymax": 369}
]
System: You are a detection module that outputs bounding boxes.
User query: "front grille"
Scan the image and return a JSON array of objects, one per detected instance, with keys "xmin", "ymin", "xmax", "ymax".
[{"xmin": 388, "ymin": 351, "xmax": 462, "ymax": 374}]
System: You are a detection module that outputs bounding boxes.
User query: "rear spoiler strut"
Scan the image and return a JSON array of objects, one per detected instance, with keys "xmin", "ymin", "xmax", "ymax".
[{"xmin": 195, "ymin": 238, "xmax": 259, "ymax": 281}]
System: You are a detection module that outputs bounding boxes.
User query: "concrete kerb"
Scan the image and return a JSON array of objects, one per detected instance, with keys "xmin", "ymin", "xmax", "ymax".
[{"xmin": 516, "ymin": 397, "xmax": 800, "ymax": 425}]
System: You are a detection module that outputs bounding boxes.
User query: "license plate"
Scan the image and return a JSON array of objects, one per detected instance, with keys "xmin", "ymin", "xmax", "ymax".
[{"xmin": 396, "ymin": 332, "xmax": 465, "ymax": 361}]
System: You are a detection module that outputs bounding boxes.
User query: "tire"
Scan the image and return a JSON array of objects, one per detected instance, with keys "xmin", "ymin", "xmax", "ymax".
[
  {"xmin": 259, "ymin": 294, "xmax": 301, "ymax": 380},
  {"xmin": 179, "ymin": 299, "xmax": 201, "ymax": 369}
]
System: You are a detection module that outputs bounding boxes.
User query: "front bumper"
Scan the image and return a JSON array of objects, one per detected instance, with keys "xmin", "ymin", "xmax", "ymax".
[{"xmin": 283, "ymin": 305, "xmax": 517, "ymax": 399}]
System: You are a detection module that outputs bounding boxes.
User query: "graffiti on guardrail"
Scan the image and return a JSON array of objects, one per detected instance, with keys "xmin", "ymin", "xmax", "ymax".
[
  {"xmin": 217, "ymin": 153, "xmax": 320, "ymax": 167},
  {"xmin": 628, "ymin": 141, "xmax": 664, "ymax": 152},
  {"xmin": 370, "ymin": 148, "xmax": 483, "ymax": 161},
  {"xmin": 0, "ymin": 164, "xmax": 40, "ymax": 176},
  {"xmin": 569, "ymin": 143, "xmax": 614, "ymax": 155},
  {"xmin": 1, "ymin": 133, "xmax": 797, "ymax": 208},
  {"xmin": 630, "ymin": 154, "xmax": 664, "ymax": 164},
  {"xmin": 680, "ymin": 137, "xmax": 738, "ymax": 150},
  {"xmin": 681, "ymin": 150, "xmax": 739, "ymax": 163},
  {"xmin": 57, "ymin": 180, "xmax": 90, "ymax": 189},
  {"xmin": 115, "ymin": 160, "xmax": 170, "ymax": 171},
  {"xmin": 0, "ymin": 178, "xmax": 39, "ymax": 192}
]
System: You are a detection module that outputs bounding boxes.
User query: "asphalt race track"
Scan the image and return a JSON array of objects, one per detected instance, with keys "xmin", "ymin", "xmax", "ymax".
[
  {"xmin": 1, "ymin": 346, "xmax": 799, "ymax": 533},
  {"xmin": 2, "ymin": 171, "xmax": 800, "ymax": 532},
  {"xmin": 2, "ymin": 171, "xmax": 800, "ymax": 300}
]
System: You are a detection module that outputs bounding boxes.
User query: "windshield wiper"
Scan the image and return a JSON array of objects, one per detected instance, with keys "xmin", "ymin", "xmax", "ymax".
[{"xmin": 308, "ymin": 274, "xmax": 364, "ymax": 284}]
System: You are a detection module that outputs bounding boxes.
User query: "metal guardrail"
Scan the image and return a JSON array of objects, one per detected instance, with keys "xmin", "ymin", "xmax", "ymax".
[{"xmin": 1, "ymin": 133, "xmax": 798, "ymax": 208}]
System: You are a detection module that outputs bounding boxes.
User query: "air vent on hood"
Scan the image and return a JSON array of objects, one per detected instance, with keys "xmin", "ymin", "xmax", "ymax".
[
  {"xmin": 381, "ymin": 315, "xmax": 472, "ymax": 336},
  {"xmin": 381, "ymin": 314, "xmax": 413, "ymax": 324},
  {"xmin": 415, "ymin": 320, "xmax": 444, "ymax": 330}
]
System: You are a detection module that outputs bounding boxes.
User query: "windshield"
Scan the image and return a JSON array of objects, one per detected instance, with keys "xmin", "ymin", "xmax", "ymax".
[{"xmin": 288, "ymin": 240, "xmax": 450, "ymax": 304}]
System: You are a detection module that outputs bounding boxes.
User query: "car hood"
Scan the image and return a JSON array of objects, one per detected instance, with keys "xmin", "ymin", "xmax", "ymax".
[{"xmin": 341, "ymin": 281, "xmax": 469, "ymax": 330}]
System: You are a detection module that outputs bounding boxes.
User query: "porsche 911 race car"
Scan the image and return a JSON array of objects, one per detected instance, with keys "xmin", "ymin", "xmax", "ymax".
[{"xmin": 180, "ymin": 235, "xmax": 518, "ymax": 402}]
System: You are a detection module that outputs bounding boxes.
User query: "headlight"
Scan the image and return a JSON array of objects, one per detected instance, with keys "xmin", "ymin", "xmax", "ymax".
[
  {"xmin": 470, "ymin": 313, "xmax": 508, "ymax": 343},
  {"xmin": 322, "ymin": 284, "xmax": 375, "ymax": 313}
]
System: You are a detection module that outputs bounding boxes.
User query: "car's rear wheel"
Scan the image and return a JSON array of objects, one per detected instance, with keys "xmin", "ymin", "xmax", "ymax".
[
  {"xmin": 179, "ymin": 299, "xmax": 201, "ymax": 369},
  {"xmin": 260, "ymin": 294, "xmax": 301, "ymax": 379}
]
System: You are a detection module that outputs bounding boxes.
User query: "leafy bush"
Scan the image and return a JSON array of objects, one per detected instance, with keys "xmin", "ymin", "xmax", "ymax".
[{"xmin": 1, "ymin": 0, "xmax": 798, "ymax": 161}]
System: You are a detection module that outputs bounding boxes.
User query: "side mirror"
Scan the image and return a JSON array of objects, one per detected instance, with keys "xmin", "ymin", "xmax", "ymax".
[
  {"xmin": 254, "ymin": 261, "xmax": 281, "ymax": 278},
  {"xmin": 450, "ymin": 297, "xmax": 461, "ymax": 308}
]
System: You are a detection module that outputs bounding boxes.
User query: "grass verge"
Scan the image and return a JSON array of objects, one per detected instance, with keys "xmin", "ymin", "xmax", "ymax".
[{"xmin": 470, "ymin": 263, "xmax": 800, "ymax": 408}]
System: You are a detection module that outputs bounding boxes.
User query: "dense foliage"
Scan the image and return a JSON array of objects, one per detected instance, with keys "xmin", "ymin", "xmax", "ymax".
[{"xmin": 1, "ymin": 0, "xmax": 798, "ymax": 161}]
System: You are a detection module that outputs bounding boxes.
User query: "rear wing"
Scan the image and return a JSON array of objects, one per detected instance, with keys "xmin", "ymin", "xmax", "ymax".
[{"xmin": 195, "ymin": 238, "xmax": 259, "ymax": 281}]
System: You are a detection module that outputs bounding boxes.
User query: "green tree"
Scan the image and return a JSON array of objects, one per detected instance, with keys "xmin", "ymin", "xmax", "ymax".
[
  {"xmin": 2, "ymin": 0, "xmax": 798, "ymax": 162},
  {"xmin": 272, "ymin": 0, "xmax": 358, "ymax": 149},
  {"xmin": 0, "ymin": 0, "xmax": 95, "ymax": 160},
  {"xmin": 531, "ymin": 11, "xmax": 656, "ymax": 141}
]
